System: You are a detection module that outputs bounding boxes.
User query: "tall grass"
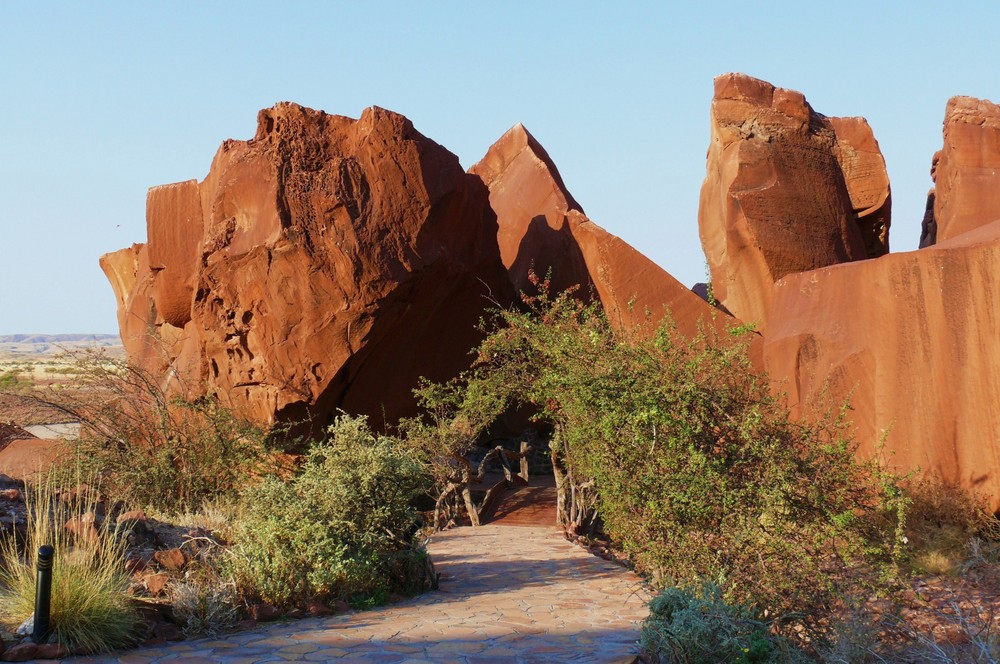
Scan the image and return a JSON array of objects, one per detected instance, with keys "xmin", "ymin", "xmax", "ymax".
[{"xmin": 0, "ymin": 473, "xmax": 139, "ymax": 653}]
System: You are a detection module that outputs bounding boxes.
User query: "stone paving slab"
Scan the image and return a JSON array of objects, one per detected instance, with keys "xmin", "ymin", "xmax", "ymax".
[{"xmin": 64, "ymin": 525, "xmax": 650, "ymax": 663}]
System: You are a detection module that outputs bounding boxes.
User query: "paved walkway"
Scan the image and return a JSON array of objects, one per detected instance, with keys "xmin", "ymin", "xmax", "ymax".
[{"xmin": 72, "ymin": 525, "xmax": 650, "ymax": 663}]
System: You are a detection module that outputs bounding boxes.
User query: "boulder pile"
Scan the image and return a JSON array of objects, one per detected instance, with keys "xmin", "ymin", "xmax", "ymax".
[{"xmin": 104, "ymin": 76, "xmax": 1000, "ymax": 505}]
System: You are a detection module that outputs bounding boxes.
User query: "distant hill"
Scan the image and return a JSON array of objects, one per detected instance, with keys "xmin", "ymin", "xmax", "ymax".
[
  {"xmin": 0, "ymin": 334, "xmax": 123, "ymax": 359},
  {"xmin": 0, "ymin": 334, "xmax": 120, "ymax": 344}
]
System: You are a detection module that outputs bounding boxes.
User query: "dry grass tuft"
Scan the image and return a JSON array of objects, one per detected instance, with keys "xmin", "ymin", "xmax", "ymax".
[{"xmin": 0, "ymin": 473, "xmax": 139, "ymax": 652}]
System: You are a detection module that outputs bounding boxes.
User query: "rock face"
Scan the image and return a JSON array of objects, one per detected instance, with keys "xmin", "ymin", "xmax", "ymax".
[
  {"xmin": 102, "ymin": 103, "xmax": 512, "ymax": 429},
  {"xmin": 765, "ymin": 220, "xmax": 1000, "ymax": 508},
  {"xmin": 925, "ymin": 95, "xmax": 1000, "ymax": 244},
  {"xmin": 471, "ymin": 124, "xmax": 750, "ymax": 342},
  {"xmin": 698, "ymin": 73, "xmax": 890, "ymax": 331},
  {"xmin": 0, "ymin": 438, "xmax": 66, "ymax": 481}
]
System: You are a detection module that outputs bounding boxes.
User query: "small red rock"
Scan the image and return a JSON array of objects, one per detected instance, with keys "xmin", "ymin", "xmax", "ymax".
[
  {"xmin": 153, "ymin": 623, "xmax": 184, "ymax": 641},
  {"xmin": 1, "ymin": 642, "xmax": 38, "ymax": 662},
  {"xmin": 33, "ymin": 643, "xmax": 69, "ymax": 660},
  {"xmin": 119, "ymin": 509, "xmax": 148, "ymax": 523},
  {"xmin": 251, "ymin": 602, "xmax": 281, "ymax": 622},
  {"xmin": 306, "ymin": 600, "xmax": 332, "ymax": 617},
  {"xmin": 0, "ymin": 489, "xmax": 20, "ymax": 501},
  {"xmin": 64, "ymin": 514, "xmax": 99, "ymax": 543},
  {"xmin": 153, "ymin": 547, "xmax": 187, "ymax": 571},
  {"xmin": 125, "ymin": 556, "xmax": 148, "ymax": 574},
  {"xmin": 144, "ymin": 572, "xmax": 170, "ymax": 596}
]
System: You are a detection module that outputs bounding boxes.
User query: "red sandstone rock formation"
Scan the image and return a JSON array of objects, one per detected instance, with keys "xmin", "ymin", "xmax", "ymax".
[
  {"xmin": 471, "ymin": 123, "xmax": 750, "ymax": 343},
  {"xmin": 925, "ymin": 95, "xmax": 1000, "ymax": 244},
  {"xmin": 765, "ymin": 220, "xmax": 1000, "ymax": 508},
  {"xmin": 102, "ymin": 103, "xmax": 512, "ymax": 429},
  {"xmin": 0, "ymin": 438, "xmax": 66, "ymax": 481},
  {"xmin": 699, "ymin": 73, "xmax": 890, "ymax": 332}
]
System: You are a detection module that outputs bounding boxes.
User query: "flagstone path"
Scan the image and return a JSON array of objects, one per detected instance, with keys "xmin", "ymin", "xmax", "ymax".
[{"xmin": 70, "ymin": 524, "xmax": 650, "ymax": 664}]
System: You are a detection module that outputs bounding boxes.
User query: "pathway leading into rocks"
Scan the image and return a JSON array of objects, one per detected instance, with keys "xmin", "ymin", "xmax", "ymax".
[{"xmin": 71, "ymin": 524, "xmax": 650, "ymax": 664}]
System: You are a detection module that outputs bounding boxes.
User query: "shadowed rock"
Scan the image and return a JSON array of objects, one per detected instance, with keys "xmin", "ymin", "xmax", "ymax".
[
  {"xmin": 102, "ymin": 103, "xmax": 513, "ymax": 431},
  {"xmin": 471, "ymin": 123, "xmax": 755, "ymax": 346}
]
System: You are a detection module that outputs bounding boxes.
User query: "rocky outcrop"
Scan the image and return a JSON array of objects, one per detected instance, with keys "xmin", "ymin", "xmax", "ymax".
[
  {"xmin": 0, "ymin": 438, "xmax": 66, "ymax": 481},
  {"xmin": 471, "ymin": 124, "xmax": 752, "ymax": 343},
  {"xmin": 765, "ymin": 220, "xmax": 1000, "ymax": 508},
  {"xmin": 698, "ymin": 73, "xmax": 890, "ymax": 332},
  {"xmin": 829, "ymin": 116, "xmax": 892, "ymax": 257},
  {"xmin": 103, "ymin": 103, "xmax": 513, "ymax": 430},
  {"xmin": 925, "ymin": 95, "xmax": 1000, "ymax": 245},
  {"xmin": 0, "ymin": 423, "xmax": 34, "ymax": 453}
]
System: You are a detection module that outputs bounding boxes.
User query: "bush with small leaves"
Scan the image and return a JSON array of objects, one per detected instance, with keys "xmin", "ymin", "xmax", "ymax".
[
  {"xmin": 641, "ymin": 581, "xmax": 806, "ymax": 663},
  {"xmin": 225, "ymin": 414, "xmax": 432, "ymax": 610}
]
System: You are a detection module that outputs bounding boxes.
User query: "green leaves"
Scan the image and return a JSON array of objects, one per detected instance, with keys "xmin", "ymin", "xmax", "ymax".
[{"xmin": 412, "ymin": 278, "xmax": 906, "ymax": 625}]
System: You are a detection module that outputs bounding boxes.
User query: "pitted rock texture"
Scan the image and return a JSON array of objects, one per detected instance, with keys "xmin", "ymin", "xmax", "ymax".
[
  {"xmin": 927, "ymin": 95, "xmax": 1000, "ymax": 244},
  {"xmin": 698, "ymin": 73, "xmax": 890, "ymax": 331},
  {"xmin": 102, "ymin": 103, "xmax": 512, "ymax": 429},
  {"xmin": 765, "ymin": 220, "xmax": 1000, "ymax": 509},
  {"xmin": 472, "ymin": 123, "xmax": 753, "ymax": 344}
]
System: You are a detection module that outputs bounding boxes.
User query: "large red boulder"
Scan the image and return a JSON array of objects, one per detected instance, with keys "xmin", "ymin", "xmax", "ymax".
[
  {"xmin": 765, "ymin": 220, "xmax": 1000, "ymax": 508},
  {"xmin": 471, "ymin": 123, "xmax": 753, "ymax": 344},
  {"xmin": 698, "ymin": 73, "xmax": 889, "ymax": 332},
  {"xmin": 102, "ymin": 103, "xmax": 512, "ymax": 429},
  {"xmin": 924, "ymin": 95, "xmax": 1000, "ymax": 245}
]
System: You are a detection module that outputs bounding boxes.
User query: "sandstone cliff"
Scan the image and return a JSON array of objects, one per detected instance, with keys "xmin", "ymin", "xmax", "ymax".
[
  {"xmin": 766, "ymin": 220, "xmax": 1000, "ymax": 508},
  {"xmin": 471, "ymin": 123, "xmax": 745, "ymax": 341},
  {"xmin": 698, "ymin": 73, "xmax": 890, "ymax": 332},
  {"xmin": 102, "ymin": 103, "xmax": 513, "ymax": 430},
  {"xmin": 924, "ymin": 95, "xmax": 1000, "ymax": 245}
]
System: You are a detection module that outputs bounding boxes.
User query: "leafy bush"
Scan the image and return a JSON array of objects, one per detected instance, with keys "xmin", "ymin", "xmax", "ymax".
[
  {"xmin": 225, "ymin": 414, "xmax": 432, "ymax": 609},
  {"xmin": 12, "ymin": 350, "xmax": 280, "ymax": 512},
  {"xmin": 0, "ymin": 474, "xmax": 139, "ymax": 652},
  {"xmin": 641, "ymin": 581, "xmax": 805, "ymax": 663},
  {"xmin": 411, "ymin": 276, "xmax": 906, "ymax": 623}
]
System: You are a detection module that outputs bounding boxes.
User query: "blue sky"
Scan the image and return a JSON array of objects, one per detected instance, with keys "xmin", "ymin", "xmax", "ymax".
[{"xmin": 1, "ymin": 1, "xmax": 997, "ymax": 334}]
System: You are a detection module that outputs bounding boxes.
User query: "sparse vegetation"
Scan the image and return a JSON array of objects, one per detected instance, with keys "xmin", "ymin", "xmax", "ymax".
[
  {"xmin": 167, "ymin": 568, "xmax": 240, "ymax": 637},
  {"xmin": 5, "ymin": 350, "xmax": 282, "ymax": 512},
  {"xmin": 0, "ymin": 473, "xmax": 139, "ymax": 653}
]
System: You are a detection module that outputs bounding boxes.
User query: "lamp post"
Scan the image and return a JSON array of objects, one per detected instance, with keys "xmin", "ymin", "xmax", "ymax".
[{"xmin": 32, "ymin": 544, "xmax": 53, "ymax": 644}]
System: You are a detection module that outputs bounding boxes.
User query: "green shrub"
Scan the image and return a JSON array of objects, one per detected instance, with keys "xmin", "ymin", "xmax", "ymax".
[
  {"xmin": 0, "ymin": 474, "xmax": 139, "ymax": 652},
  {"xmin": 411, "ymin": 276, "xmax": 906, "ymax": 623},
  {"xmin": 225, "ymin": 414, "xmax": 432, "ymax": 609},
  {"xmin": 641, "ymin": 581, "xmax": 805, "ymax": 663}
]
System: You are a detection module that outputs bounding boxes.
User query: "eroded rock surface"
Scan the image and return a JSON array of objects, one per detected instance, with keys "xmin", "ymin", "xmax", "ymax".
[
  {"xmin": 926, "ymin": 95, "xmax": 1000, "ymax": 244},
  {"xmin": 472, "ymin": 123, "xmax": 750, "ymax": 342},
  {"xmin": 698, "ymin": 73, "xmax": 890, "ymax": 331},
  {"xmin": 103, "ymin": 103, "xmax": 512, "ymax": 429},
  {"xmin": 766, "ymin": 221, "xmax": 1000, "ymax": 508}
]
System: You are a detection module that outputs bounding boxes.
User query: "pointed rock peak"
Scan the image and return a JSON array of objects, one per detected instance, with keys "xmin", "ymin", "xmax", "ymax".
[{"xmin": 471, "ymin": 123, "xmax": 581, "ymax": 214}]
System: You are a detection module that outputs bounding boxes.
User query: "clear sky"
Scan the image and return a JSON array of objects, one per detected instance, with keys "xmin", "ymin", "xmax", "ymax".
[{"xmin": 1, "ymin": 1, "xmax": 998, "ymax": 334}]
